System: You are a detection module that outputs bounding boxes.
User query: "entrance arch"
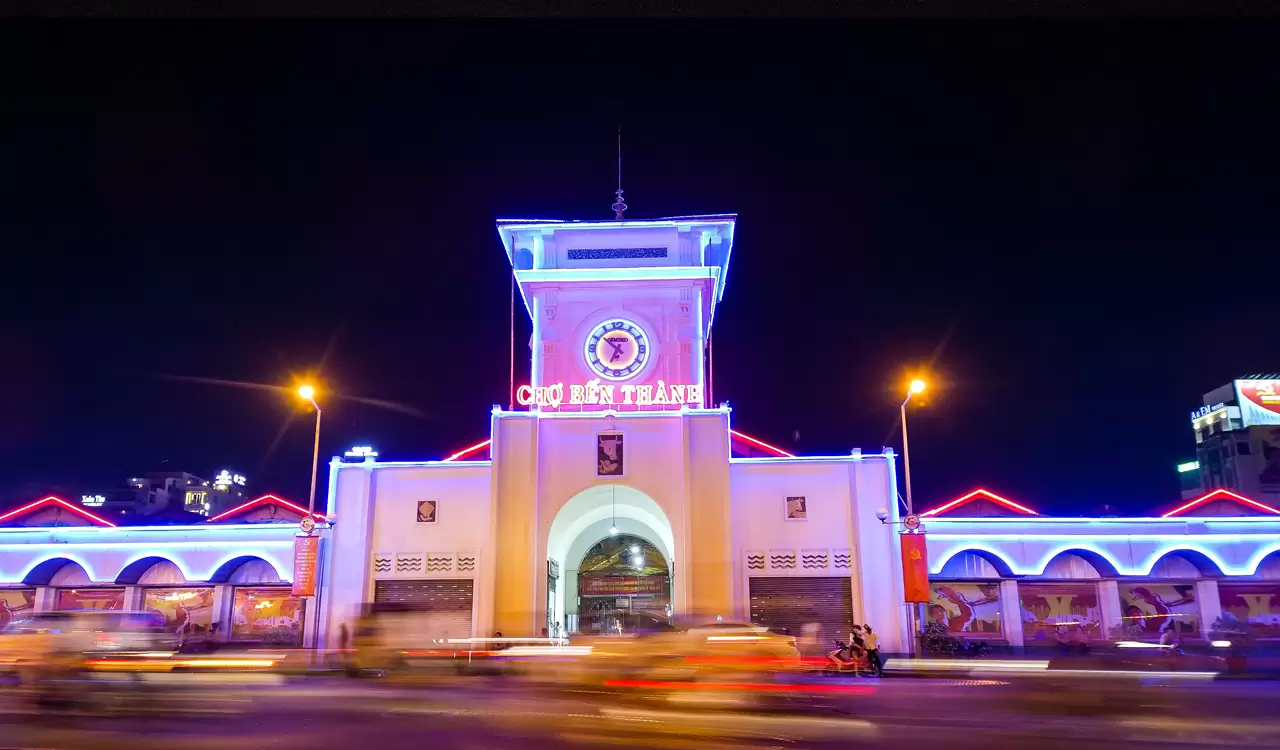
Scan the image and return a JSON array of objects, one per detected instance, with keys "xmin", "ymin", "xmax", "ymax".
[{"xmin": 545, "ymin": 485, "xmax": 678, "ymax": 635}]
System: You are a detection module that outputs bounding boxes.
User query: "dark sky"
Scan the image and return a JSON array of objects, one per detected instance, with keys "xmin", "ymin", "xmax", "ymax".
[{"xmin": 3, "ymin": 21, "xmax": 1278, "ymax": 516}]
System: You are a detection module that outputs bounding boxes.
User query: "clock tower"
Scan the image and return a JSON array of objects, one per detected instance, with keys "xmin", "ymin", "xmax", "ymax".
[{"xmin": 497, "ymin": 214, "xmax": 736, "ymax": 411}]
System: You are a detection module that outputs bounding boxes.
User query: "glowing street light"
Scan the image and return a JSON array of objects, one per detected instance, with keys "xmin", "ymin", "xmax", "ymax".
[
  {"xmin": 909, "ymin": 379, "xmax": 926, "ymax": 395},
  {"xmin": 297, "ymin": 384, "xmax": 322, "ymax": 527}
]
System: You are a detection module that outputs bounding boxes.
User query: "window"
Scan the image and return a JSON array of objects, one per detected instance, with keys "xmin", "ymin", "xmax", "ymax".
[{"xmin": 1238, "ymin": 442, "xmax": 1252, "ymax": 455}]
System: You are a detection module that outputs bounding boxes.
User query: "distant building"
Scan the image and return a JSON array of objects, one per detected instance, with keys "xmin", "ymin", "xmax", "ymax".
[
  {"xmin": 1188, "ymin": 376, "xmax": 1280, "ymax": 510},
  {"xmin": 80, "ymin": 469, "xmax": 248, "ymax": 520}
]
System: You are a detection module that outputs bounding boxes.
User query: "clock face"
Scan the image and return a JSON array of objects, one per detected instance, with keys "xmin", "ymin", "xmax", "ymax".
[{"xmin": 585, "ymin": 319, "xmax": 649, "ymax": 380}]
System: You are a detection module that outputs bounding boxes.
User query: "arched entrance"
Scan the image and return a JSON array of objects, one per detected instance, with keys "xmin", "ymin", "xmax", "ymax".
[
  {"xmin": 545, "ymin": 485, "xmax": 677, "ymax": 636},
  {"xmin": 575, "ymin": 534, "xmax": 671, "ymax": 634}
]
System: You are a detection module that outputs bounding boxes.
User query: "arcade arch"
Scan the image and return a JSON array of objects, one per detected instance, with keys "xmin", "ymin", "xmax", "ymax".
[{"xmin": 545, "ymin": 485, "xmax": 676, "ymax": 634}]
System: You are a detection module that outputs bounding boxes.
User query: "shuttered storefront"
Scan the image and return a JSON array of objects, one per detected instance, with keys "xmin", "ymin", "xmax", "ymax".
[
  {"xmin": 748, "ymin": 576, "xmax": 853, "ymax": 648},
  {"xmin": 373, "ymin": 579, "xmax": 474, "ymax": 639}
]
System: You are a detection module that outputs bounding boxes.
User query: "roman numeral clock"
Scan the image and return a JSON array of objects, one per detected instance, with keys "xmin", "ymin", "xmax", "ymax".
[{"xmin": 585, "ymin": 319, "xmax": 649, "ymax": 380}]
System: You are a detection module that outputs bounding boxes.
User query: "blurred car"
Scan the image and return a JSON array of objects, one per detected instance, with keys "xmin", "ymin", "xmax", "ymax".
[{"xmin": 563, "ymin": 614, "xmax": 801, "ymax": 685}]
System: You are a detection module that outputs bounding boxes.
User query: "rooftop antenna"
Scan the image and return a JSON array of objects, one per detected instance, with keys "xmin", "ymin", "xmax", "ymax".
[{"xmin": 611, "ymin": 127, "xmax": 627, "ymax": 220}]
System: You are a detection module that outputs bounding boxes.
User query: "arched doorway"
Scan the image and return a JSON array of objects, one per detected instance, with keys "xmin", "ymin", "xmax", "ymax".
[
  {"xmin": 545, "ymin": 485, "xmax": 677, "ymax": 636},
  {"xmin": 576, "ymin": 534, "xmax": 671, "ymax": 634}
]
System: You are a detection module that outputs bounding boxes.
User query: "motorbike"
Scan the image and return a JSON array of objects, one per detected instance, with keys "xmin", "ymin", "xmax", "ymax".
[{"xmin": 823, "ymin": 640, "xmax": 875, "ymax": 677}]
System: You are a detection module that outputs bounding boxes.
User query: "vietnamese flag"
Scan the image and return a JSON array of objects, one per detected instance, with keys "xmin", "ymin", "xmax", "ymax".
[{"xmin": 901, "ymin": 533, "xmax": 930, "ymax": 603}]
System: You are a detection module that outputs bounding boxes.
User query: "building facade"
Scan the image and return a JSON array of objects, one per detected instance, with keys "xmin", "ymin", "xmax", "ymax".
[
  {"xmin": 1189, "ymin": 378, "xmax": 1280, "ymax": 508},
  {"xmin": 7, "ymin": 215, "xmax": 1280, "ymax": 656},
  {"xmin": 318, "ymin": 215, "xmax": 911, "ymax": 652}
]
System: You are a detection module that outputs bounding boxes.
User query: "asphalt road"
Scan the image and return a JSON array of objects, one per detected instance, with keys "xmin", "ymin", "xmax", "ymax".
[{"xmin": 2, "ymin": 675, "xmax": 1280, "ymax": 749}]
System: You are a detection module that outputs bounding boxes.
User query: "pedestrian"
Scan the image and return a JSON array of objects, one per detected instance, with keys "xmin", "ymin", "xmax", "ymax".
[{"xmin": 862, "ymin": 624, "xmax": 882, "ymax": 676}]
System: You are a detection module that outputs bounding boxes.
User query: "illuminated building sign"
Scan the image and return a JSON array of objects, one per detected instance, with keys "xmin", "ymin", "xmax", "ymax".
[
  {"xmin": 1177, "ymin": 461, "xmax": 1200, "ymax": 474},
  {"xmin": 344, "ymin": 446, "xmax": 379, "ymax": 458},
  {"xmin": 1236, "ymin": 380, "xmax": 1280, "ymax": 427},
  {"xmin": 81, "ymin": 494, "xmax": 106, "ymax": 507},
  {"xmin": 516, "ymin": 380, "xmax": 703, "ymax": 409},
  {"xmin": 213, "ymin": 470, "xmax": 247, "ymax": 488},
  {"xmin": 1190, "ymin": 403, "xmax": 1227, "ymax": 422}
]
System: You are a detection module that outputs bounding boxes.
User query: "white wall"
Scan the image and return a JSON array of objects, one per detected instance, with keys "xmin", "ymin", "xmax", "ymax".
[{"xmin": 728, "ymin": 453, "xmax": 905, "ymax": 652}]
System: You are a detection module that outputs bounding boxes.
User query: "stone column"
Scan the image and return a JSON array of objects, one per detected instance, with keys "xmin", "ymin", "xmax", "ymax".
[
  {"xmin": 1195, "ymin": 579, "xmax": 1222, "ymax": 638},
  {"xmin": 1098, "ymin": 580, "xmax": 1123, "ymax": 638},
  {"xmin": 998, "ymin": 579, "xmax": 1024, "ymax": 649},
  {"xmin": 33, "ymin": 587, "xmax": 58, "ymax": 613},
  {"xmin": 122, "ymin": 585, "xmax": 145, "ymax": 610},
  {"xmin": 211, "ymin": 584, "xmax": 235, "ymax": 642}
]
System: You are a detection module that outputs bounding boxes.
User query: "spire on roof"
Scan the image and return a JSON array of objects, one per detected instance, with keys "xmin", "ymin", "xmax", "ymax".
[{"xmin": 611, "ymin": 127, "xmax": 627, "ymax": 220}]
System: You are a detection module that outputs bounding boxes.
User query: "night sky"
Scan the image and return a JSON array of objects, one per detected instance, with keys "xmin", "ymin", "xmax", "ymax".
[{"xmin": 4, "ymin": 22, "xmax": 1279, "ymax": 516}]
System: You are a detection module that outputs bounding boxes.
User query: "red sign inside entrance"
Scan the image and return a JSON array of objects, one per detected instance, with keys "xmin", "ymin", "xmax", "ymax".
[
  {"xmin": 292, "ymin": 536, "xmax": 319, "ymax": 597},
  {"xmin": 580, "ymin": 576, "xmax": 669, "ymax": 597}
]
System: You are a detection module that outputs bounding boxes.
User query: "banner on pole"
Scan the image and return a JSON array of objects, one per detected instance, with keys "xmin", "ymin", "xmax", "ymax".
[
  {"xmin": 292, "ymin": 536, "xmax": 319, "ymax": 597},
  {"xmin": 901, "ymin": 533, "xmax": 930, "ymax": 603}
]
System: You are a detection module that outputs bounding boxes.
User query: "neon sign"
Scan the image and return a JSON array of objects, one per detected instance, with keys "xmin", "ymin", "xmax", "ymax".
[
  {"xmin": 81, "ymin": 495, "xmax": 106, "ymax": 507},
  {"xmin": 213, "ymin": 470, "xmax": 247, "ymax": 488},
  {"xmin": 344, "ymin": 446, "xmax": 379, "ymax": 458},
  {"xmin": 516, "ymin": 379, "xmax": 703, "ymax": 409}
]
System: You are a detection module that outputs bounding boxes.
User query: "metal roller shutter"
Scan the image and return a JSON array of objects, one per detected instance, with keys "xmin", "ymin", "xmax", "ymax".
[
  {"xmin": 749, "ymin": 576, "xmax": 853, "ymax": 650},
  {"xmin": 373, "ymin": 580, "xmax": 475, "ymax": 640}
]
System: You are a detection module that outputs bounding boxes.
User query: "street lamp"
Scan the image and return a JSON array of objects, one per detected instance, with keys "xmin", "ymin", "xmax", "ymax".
[
  {"xmin": 900, "ymin": 379, "xmax": 926, "ymax": 516},
  {"xmin": 298, "ymin": 384, "xmax": 321, "ymax": 526},
  {"xmin": 900, "ymin": 378, "xmax": 926, "ymax": 655}
]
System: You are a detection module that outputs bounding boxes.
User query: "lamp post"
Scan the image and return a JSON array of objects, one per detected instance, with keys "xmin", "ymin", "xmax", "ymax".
[
  {"xmin": 298, "ymin": 385, "xmax": 322, "ymax": 526},
  {"xmin": 900, "ymin": 378, "xmax": 926, "ymax": 655},
  {"xmin": 900, "ymin": 378, "xmax": 926, "ymax": 516}
]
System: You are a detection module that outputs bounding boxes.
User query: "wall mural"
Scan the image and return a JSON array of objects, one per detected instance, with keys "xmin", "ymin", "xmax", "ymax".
[
  {"xmin": 231, "ymin": 587, "xmax": 305, "ymax": 645},
  {"xmin": 927, "ymin": 582, "xmax": 1002, "ymax": 634},
  {"xmin": 1019, "ymin": 582, "xmax": 1103, "ymax": 644},
  {"xmin": 1219, "ymin": 583, "xmax": 1280, "ymax": 637},
  {"xmin": 1119, "ymin": 583, "xmax": 1198, "ymax": 636},
  {"xmin": 144, "ymin": 587, "xmax": 215, "ymax": 646},
  {"xmin": 0, "ymin": 589, "xmax": 37, "ymax": 632},
  {"xmin": 56, "ymin": 588, "xmax": 125, "ymax": 611}
]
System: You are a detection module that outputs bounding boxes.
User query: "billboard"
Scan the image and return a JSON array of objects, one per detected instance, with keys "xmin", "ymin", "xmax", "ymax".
[{"xmin": 1235, "ymin": 380, "xmax": 1280, "ymax": 427}]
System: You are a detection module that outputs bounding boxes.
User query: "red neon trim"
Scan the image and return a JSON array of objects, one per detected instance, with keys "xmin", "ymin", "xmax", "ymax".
[
  {"xmin": 206, "ymin": 494, "xmax": 325, "ymax": 523},
  {"xmin": 0, "ymin": 495, "xmax": 116, "ymax": 527},
  {"xmin": 442, "ymin": 438, "xmax": 492, "ymax": 462},
  {"xmin": 729, "ymin": 429, "xmax": 795, "ymax": 458},
  {"xmin": 1161, "ymin": 489, "xmax": 1280, "ymax": 518},
  {"xmin": 602, "ymin": 679, "xmax": 874, "ymax": 694},
  {"xmin": 919, "ymin": 488, "xmax": 1038, "ymax": 518}
]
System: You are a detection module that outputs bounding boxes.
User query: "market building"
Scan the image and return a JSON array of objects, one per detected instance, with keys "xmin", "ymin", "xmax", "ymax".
[{"xmin": 7, "ymin": 214, "xmax": 1280, "ymax": 655}]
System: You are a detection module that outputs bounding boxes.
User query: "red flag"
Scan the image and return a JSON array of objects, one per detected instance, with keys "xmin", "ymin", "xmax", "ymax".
[{"xmin": 901, "ymin": 533, "xmax": 930, "ymax": 603}]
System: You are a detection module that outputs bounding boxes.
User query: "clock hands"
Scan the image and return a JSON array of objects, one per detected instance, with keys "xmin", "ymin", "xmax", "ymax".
[{"xmin": 606, "ymin": 338, "xmax": 626, "ymax": 363}]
